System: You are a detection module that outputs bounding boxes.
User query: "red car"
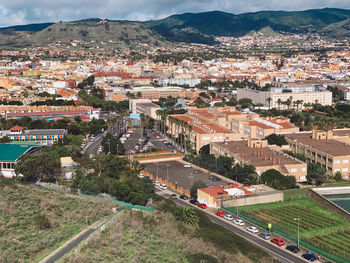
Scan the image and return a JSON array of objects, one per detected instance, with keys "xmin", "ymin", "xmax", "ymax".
[
  {"xmin": 198, "ymin": 203, "xmax": 207, "ymax": 209},
  {"xmin": 271, "ymin": 238, "xmax": 285, "ymax": 246},
  {"xmin": 215, "ymin": 210, "xmax": 225, "ymax": 217}
]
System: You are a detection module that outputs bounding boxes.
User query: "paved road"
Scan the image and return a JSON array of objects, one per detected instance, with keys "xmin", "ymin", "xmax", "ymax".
[{"xmin": 156, "ymin": 189, "xmax": 309, "ymax": 263}]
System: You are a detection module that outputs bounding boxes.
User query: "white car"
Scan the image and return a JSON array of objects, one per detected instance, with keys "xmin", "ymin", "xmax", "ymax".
[
  {"xmin": 233, "ymin": 219, "xmax": 245, "ymax": 226},
  {"xmin": 184, "ymin": 164, "xmax": 192, "ymax": 168},
  {"xmin": 138, "ymin": 173, "xmax": 145, "ymax": 178},
  {"xmin": 155, "ymin": 181, "xmax": 161, "ymax": 187},
  {"xmin": 160, "ymin": 184, "xmax": 168, "ymax": 190},
  {"xmin": 224, "ymin": 214, "xmax": 233, "ymax": 221},
  {"xmin": 247, "ymin": 226, "xmax": 258, "ymax": 233}
]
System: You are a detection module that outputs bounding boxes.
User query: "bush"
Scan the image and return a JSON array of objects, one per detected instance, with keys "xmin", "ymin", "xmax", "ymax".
[
  {"xmin": 261, "ymin": 169, "xmax": 296, "ymax": 190},
  {"xmin": 33, "ymin": 214, "xmax": 51, "ymax": 229},
  {"xmin": 265, "ymin": 134, "xmax": 288, "ymax": 146}
]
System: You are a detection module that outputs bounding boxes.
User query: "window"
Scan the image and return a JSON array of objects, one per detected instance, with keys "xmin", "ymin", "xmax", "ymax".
[
  {"xmin": 291, "ymin": 168, "xmax": 297, "ymax": 173},
  {"xmin": 301, "ymin": 168, "xmax": 306, "ymax": 172},
  {"xmin": 342, "ymin": 168, "xmax": 348, "ymax": 172},
  {"xmin": 334, "ymin": 160, "xmax": 340, "ymax": 164},
  {"xmin": 343, "ymin": 160, "xmax": 349, "ymax": 164}
]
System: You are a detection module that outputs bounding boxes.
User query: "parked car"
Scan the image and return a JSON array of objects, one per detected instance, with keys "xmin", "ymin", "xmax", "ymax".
[
  {"xmin": 224, "ymin": 214, "xmax": 233, "ymax": 221},
  {"xmin": 271, "ymin": 238, "xmax": 285, "ymax": 246},
  {"xmin": 155, "ymin": 181, "xmax": 161, "ymax": 187},
  {"xmin": 137, "ymin": 173, "xmax": 145, "ymax": 178},
  {"xmin": 160, "ymin": 184, "xmax": 168, "ymax": 190},
  {"xmin": 170, "ymin": 194, "xmax": 177, "ymax": 199},
  {"xmin": 179, "ymin": 194, "xmax": 189, "ymax": 200},
  {"xmin": 215, "ymin": 210, "xmax": 225, "ymax": 217},
  {"xmin": 189, "ymin": 199, "xmax": 199, "ymax": 205},
  {"xmin": 233, "ymin": 219, "xmax": 245, "ymax": 226},
  {"xmin": 194, "ymin": 169, "xmax": 201, "ymax": 173},
  {"xmin": 198, "ymin": 203, "xmax": 207, "ymax": 209},
  {"xmin": 258, "ymin": 232, "xmax": 271, "ymax": 240},
  {"xmin": 302, "ymin": 253, "xmax": 316, "ymax": 261},
  {"xmin": 286, "ymin": 245, "xmax": 300, "ymax": 253},
  {"xmin": 184, "ymin": 164, "xmax": 192, "ymax": 168},
  {"xmin": 208, "ymin": 175, "xmax": 221, "ymax": 181},
  {"xmin": 246, "ymin": 226, "xmax": 258, "ymax": 233}
]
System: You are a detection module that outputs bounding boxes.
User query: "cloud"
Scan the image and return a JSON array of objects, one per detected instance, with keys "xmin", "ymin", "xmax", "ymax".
[{"xmin": 0, "ymin": 0, "xmax": 350, "ymax": 26}]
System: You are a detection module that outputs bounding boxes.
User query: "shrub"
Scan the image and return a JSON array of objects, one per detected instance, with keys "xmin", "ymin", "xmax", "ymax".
[{"xmin": 34, "ymin": 214, "xmax": 51, "ymax": 229}]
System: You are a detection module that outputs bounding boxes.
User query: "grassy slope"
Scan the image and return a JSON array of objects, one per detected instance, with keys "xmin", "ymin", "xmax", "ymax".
[
  {"xmin": 0, "ymin": 180, "xmax": 115, "ymax": 263},
  {"xmin": 63, "ymin": 209, "xmax": 267, "ymax": 263},
  {"xmin": 63, "ymin": 197, "xmax": 276, "ymax": 263}
]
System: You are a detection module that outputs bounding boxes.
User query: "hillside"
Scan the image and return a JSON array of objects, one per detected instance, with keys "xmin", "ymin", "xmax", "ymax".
[
  {"xmin": 144, "ymin": 8, "xmax": 350, "ymax": 43},
  {"xmin": 3, "ymin": 8, "xmax": 350, "ymax": 46},
  {"xmin": 0, "ymin": 19, "xmax": 169, "ymax": 48},
  {"xmin": 0, "ymin": 180, "xmax": 115, "ymax": 263},
  {"xmin": 61, "ymin": 207, "xmax": 275, "ymax": 263}
]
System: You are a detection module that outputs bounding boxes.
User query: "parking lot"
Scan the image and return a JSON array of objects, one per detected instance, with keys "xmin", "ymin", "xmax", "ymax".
[{"xmin": 145, "ymin": 160, "xmax": 233, "ymax": 191}]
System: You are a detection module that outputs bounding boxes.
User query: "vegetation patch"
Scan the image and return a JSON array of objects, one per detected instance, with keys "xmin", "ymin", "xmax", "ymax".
[{"xmin": 0, "ymin": 180, "xmax": 114, "ymax": 263}]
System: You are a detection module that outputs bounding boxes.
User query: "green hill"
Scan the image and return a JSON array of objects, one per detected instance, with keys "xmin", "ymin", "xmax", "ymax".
[
  {"xmin": 144, "ymin": 8, "xmax": 350, "ymax": 43},
  {"xmin": 0, "ymin": 180, "xmax": 115, "ymax": 263}
]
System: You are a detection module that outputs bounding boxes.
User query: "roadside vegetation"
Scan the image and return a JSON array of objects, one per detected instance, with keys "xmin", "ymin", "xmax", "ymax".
[
  {"xmin": 63, "ymin": 198, "xmax": 276, "ymax": 263},
  {"xmin": 0, "ymin": 179, "xmax": 115, "ymax": 263}
]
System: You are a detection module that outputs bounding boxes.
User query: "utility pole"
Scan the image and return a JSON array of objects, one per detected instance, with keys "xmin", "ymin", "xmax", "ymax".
[
  {"xmin": 294, "ymin": 218, "xmax": 300, "ymax": 248},
  {"xmin": 166, "ymin": 164, "xmax": 169, "ymax": 182}
]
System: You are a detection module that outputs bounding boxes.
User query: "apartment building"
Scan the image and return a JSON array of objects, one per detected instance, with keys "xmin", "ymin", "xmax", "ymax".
[
  {"xmin": 237, "ymin": 87, "xmax": 332, "ymax": 110},
  {"xmin": 0, "ymin": 105, "xmax": 100, "ymax": 121},
  {"xmin": 129, "ymin": 99, "xmax": 161, "ymax": 119},
  {"xmin": 107, "ymin": 86, "xmax": 203, "ymax": 100},
  {"xmin": 210, "ymin": 139, "xmax": 308, "ymax": 182},
  {"xmin": 167, "ymin": 107, "xmax": 298, "ymax": 152},
  {"xmin": 284, "ymin": 128, "xmax": 350, "ymax": 178}
]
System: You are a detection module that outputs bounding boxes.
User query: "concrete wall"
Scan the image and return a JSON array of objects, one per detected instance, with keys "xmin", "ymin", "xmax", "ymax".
[
  {"xmin": 222, "ymin": 191, "xmax": 283, "ymax": 207},
  {"xmin": 307, "ymin": 188, "xmax": 350, "ymax": 221}
]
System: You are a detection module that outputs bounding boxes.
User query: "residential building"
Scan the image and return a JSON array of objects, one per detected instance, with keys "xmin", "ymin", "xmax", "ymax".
[
  {"xmin": 1, "ymin": 105, "xmax": 100, "ymax": 121},
  {"xmin": 210, "ymin": 138, "xmax": 308, "ymax": 182},
  {"xmin": 237, "ymin": 87, "xmax": 332, "ymax": 110},
  {"xmin": 197, "ymin": 184, "xmax": 252, "ymax": 208},
  {"xmin": 167, "ymin": 107, "xmax": 298, "ymax": 152},
  {"xmin": 129, "ymin": 99, "xmax": 161, "ymax": 119},
  {"xmin": 0, "ymin": 144, "xmax": 41, "ymax": 178},
  {"xmin": 1, "ymin": 126, "xmax": 67, "ymax": 146},
  {"xmin": 284, "ymin": 127, "xmax": 350, "ymax": 178}
]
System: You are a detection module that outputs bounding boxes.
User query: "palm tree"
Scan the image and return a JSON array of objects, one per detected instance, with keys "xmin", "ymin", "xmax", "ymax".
[
  {"xmin": 266, "ymin": 97, "xmax": 272, "ymax": 110},
  {"xmin": 175, "ymin": 206, "xmax": 199, "ymax": 229},
  {"xmin": 277, "ymin": 98, "xmax": 282, "ymax": 110}
]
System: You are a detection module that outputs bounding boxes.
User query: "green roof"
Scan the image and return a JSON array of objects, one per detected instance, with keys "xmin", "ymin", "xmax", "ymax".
[{"xmin": 0, "ymin": 144, "xmax": 38, "ymax": 162}]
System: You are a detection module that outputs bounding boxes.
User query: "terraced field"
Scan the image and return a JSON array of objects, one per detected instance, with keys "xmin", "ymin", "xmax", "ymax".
[{"xmin": 225, "ymin": 199, "xmax": 350, "ymax": 262}]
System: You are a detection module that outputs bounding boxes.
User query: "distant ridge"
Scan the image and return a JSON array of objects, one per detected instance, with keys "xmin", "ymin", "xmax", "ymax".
[{"xmin": 2, "ymin": 8, "xmax": 350, "ymax": 46}]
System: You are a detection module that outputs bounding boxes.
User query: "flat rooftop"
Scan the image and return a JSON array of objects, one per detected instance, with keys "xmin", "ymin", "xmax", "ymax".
[
  {"xmin": 213, "ymin": 141, "xmax": 303, "ymax": 167},
  {"xmin": 0, "ymin": 143, "xmax": 38, "ymax": 162},
  {"xmin": 284, "ymin": 132, "xmax": 350, "ymax": 157}
]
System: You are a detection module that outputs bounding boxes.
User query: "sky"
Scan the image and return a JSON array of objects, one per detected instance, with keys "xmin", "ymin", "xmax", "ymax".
[{"xmin": 1, "ymin": 0, "xmax": 350, "ymax": 27}]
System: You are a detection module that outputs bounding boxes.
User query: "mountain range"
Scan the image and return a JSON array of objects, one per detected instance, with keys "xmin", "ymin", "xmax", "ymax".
[{"xmin": 1, "ymin": 8, "xmax": 350, "ymax": 47}]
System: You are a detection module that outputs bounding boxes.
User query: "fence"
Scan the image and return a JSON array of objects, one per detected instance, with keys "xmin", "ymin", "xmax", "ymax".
[
  {"xmin": 78, "ymin": 193, "xmax": 155, "ymax": 213},
  {"xmin": 222, "ymin": 205, "xmax": 350, "ymax": 263},
  {"xmin": 141, "ymin": 170, "xmax": 191, "ymax": 196}
]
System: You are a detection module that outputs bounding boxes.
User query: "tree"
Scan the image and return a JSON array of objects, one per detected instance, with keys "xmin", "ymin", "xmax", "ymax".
[
  {"xmin": 238, "ymin": 98, "xmax": 253, "ymax": 108},
  {"xmin": 175, "ymin": 206, "xmax": 199, "ymax": 229},
  {"xmin": 334, "ymin": 171, "xmax": 343, "ymax": 182},
  {"xmin": 265, "ymin": 134, "xmax": 288, "ymax": 146},
  {"xmin": 266, "ymin": 97, "xmax": 272, "ymax": 109},
  {"xmin": 261, "ymin": 169, "xmax": 296, "ymax": 190},
  {"xmin": 15, "ymin": 150, "xmax": 61, "ymax": 182},
  {"xmin": 307, "ymin": 163, "xmax": 326, "ymax": 185},
  {"xmin": 101, "ymin": 133, "xmax": 125, "ymax": 155},
  {"xmin": 199, "ymin": 92, "xmax": 210, "ymax": 99},
  {"xmin": 277, "ymin": 98, "xmax": 282, "ymax": 110},
  {"xmin": 190, "ymin": 180, "xmax": 207, "ymax": 199}
]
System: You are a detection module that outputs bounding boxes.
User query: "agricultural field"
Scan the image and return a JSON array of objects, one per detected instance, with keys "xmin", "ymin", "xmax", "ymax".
[
  {"xmin": 0, "ymin": 180, "xmax": 115, "ymax": 263},
  {"xmin": 226, "ymin": 199, "xmax": 350, "ymax": 262}
]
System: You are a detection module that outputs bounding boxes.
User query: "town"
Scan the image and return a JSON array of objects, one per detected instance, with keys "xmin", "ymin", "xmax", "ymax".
[{"xmin": 1, "ymin": 4, "xmax": 350, "ymax": 263}]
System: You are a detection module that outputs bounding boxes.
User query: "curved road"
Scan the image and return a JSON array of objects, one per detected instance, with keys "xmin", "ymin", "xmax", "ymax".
[{"xmin": 156, "ymin": 190, "xmax": 308, "ymax": 263}]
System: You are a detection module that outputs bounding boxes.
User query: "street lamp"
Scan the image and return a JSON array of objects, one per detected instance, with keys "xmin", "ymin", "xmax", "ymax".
[
  {"xmin": 294, "ymin": 218, "xmax": 300, "ymax": 248},
  {"xmin": 166, "ymin": 164, "xmax": 170, "ymax": 182}
]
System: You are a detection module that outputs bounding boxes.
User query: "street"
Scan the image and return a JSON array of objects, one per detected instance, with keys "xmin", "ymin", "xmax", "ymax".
[{"xmin": 155, "ymin": 189, "xmax": 309, "ymax": 263}]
